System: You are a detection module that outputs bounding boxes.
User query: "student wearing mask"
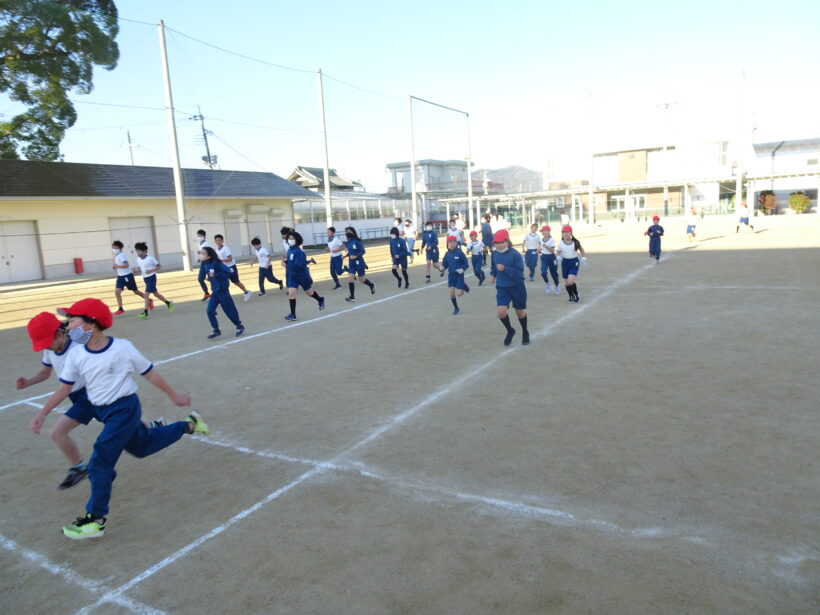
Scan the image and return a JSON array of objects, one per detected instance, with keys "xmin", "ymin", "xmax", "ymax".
[{"xmin": 343, "ymin": 227, "xmax": 376, "ymax": 302}]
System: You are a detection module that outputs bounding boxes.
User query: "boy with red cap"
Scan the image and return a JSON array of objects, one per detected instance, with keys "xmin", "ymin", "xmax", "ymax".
[
  {"xmin": 538, "ymin": 225, "xmax": 560, "ymax": 295},
  {"xmin": 556, "ymin": 225, "xmax": 587, "ymax": 302},
  {"xmin": 521, "ymin": 223, "xmax": 541, "ymax": 281},
  {"xmin": 440, "ymin": 235, "xmax": 470, "ymax": 314},
  {"xmin": 465, "ymin": 230, "xmax": 486, "ymax": 285},
  {"xmin": 644, "ymin": 215, "xmax": 664, "ymax": 261},
  {"xmin": 30, "ymin": 298, "xmax": 209, "ymax": 540},
  {"xmin": 490, "ymin": 229, "xmax": 530, "ymax": 345}
]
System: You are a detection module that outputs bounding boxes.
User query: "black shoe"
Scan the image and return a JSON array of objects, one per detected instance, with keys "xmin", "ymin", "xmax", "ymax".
[
  {"xmin": 425, "ymin": 276, "xmax": 431, "ymax": 284},
  {"xmin": 207, "ymin": 330, "xmax": 221, "ymax": 339},
  {"xmin": 504, "ymin": 329, "xmax": 516, "ymax": 346},
  {"xmin": 345, "ymin": 296, "xmax": 356, "ymax": 302},
  {"xmin": 397, "ymin": 279, "xmax": 402, "ymax": 288},
  {"xmin": 235, "ymin": 326, "xmax": 245, "ymax": 337},
  {"xmin": 404, "ymin": 281, "xmax": 409, "ymax": 289},
  {"xmin": 370, "ymin": 283, "xmax": 376, "ymax": 295},
  {"xmin": 333, "ymin": 284, "xmax": 342, "ymax": 290},
  {"xmin": 278, "ymin": 281, "xmax": 284, "ymax": 290},
  {"xmin": 464, "ymin": 285, "xmax": 470, "ymax": 293},
  {"xmin": 522, "ymin": 331, "xmax": 530, "ymax": 346},
  {"xmin": 58, "ymin": 466, "xmax": 88, "ymax": 490}
]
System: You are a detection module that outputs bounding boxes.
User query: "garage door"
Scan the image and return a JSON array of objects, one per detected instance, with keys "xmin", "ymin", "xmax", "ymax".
[{"xmin": 0, "ymin": 220, "xmax": 43, "ymax": 283}]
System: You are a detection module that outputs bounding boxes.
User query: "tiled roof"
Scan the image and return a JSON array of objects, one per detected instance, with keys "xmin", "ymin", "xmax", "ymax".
[{"xmin": 0, "ymin": 160, "xmax": 315, "ymax": 198}]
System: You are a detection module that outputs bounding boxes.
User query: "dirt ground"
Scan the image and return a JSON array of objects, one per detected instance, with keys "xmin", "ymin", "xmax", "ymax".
[{"xmin": 0, "ymin": 214, "xmax": 818, "ymax": 614}]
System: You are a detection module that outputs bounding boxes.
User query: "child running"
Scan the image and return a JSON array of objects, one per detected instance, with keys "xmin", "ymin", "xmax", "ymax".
[
  {"xmin": 199, "ymin": 246, "xmax": 245, "ymax": 339},
  {"xmin": 343, "ymin": 226, "xmax": 376, "ymax": 302},
  {"xmin": 521, "ymin": 223, "xmax": 541, "ymax": 281},
  {"xmin": 389, "ymin": 227, "xmax": 411, "ymax": 288},
  {"xmin": 736, "ymin": 201, "xmax": 755, "ymax": 233},
  {"xmin": 134, "ymin": 242, "xmax": 173, "ymax": 319},
  {"xmin": 194, "ymin": 229, "xmax": 212, "ymax": 302},
  {"xmin": 645, "ymin": 215, "xmax": 664, "ymax": 261},
  {"xmin": 538, "ymin": 225, "xmax": 560, "ymax": 295},
  {"xmin": 283, "ymin": 230, "xmax": 326, "ymax": 320},
  {"xmin": 420, "ymin": 221, "xmax": 441, "ymax": 283},
  {"xmin": 556, "ymin": 225, "xmax": 587, "ymax": 303},
  {"xmin": 440, "ymin": 235, "xmax": 470, "ymax": 314},
  {"xmin": 214, "ymin": 234, "xmax": 252, "ymax": 302},
  {"xmin": 686, "ymin": 208, "xmax": 698, "ymax": 242},
  {"xmin": 324, "ymin": 227, "xmax": 346, "ymax": 290},
  {"xmin": 490, "ymin": 230, "xmax": 530, "ymax": 346},
  {"xmin": 111, "ymin": 240, "xmax": 149, "ymax": 316},
  {"xmin": 250, "ymin": 237, "xmax": 283, "ymax": 296},
  {"xmin": 465, "ymin": 230, "xmax": 486, "ymax": 285},
  {"xmin": 30, "ymin": 297, "xmax": 209, "ymax": 539}
]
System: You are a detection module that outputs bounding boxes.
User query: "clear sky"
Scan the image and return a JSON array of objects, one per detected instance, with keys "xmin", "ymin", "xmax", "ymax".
[{"xmin": 5, "ymin": 0, "xmax": 819, "ymax": 191}]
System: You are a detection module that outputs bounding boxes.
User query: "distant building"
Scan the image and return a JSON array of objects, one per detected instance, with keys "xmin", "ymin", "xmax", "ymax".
[{"xmin": 287, "ymin": 166, "xmax": 363, "ymax": 192}]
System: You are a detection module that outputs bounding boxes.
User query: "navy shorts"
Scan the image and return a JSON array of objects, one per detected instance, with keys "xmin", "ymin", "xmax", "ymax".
[
  {"xmin": 286, "ymin": 272, "xmax": 313, "ymax": 291},
  {"xmin": 496, "ymin": 284, "xmax": 527, "ymax": 310},
  {"xmin": 65, "ymin": 388, "xmax": 97, "ymax": 425},
  {"xmin": 686, "ymin": 225, "xmax": 696, "ymax": 235},
  {"xmin": 561, "ymin": 258, "xmax": 580, "ymax": 279},
  {"xmin": 448, "ymin": 272, "xmax": 467, "ymax": 290},
  {"xmin": 115, "ymin": 274, "xmax": 138, "ymax": 291},
  {"xmin": 143, "ymin": 275, "xmax": 157, "ymax": 293},
  {"xmin": 330, "ymin": 255, "xmax": 345, "ymax": 275},
  {"xmin": 227, "ymin": 266, "xmax": 241, "ymax": 284},
  {"xmin": 392, "ymin": 256, "xmax": 408, "ymax": 269},
  {"xmin": 739, "ymin": 217, "xmax": 749, "ymax": 225},
  {"xmin": 425, "ymin": 246, "xmax": 440, "ymax": 263},
  {"xmin": 348, "ymin": 258, "xmax": 367, "ymax": 277}
]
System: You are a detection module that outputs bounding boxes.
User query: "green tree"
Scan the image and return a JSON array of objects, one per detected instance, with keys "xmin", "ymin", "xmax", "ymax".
[{"xmin": 0, "ymin": 0, "xmax": 119, "ymax": 160}]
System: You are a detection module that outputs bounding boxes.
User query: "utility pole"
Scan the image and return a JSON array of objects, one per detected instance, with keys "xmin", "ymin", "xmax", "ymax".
[
  {"xmin": 191, "ymin": 105, "xmax": 217, "ymax": 169},
  {"xmin": 126, "ymin": 130, "xmax": 135, "ymax": 166}
]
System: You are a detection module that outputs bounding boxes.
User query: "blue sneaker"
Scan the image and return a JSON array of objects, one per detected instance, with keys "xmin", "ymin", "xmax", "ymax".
[
  {"xmin": 452, "ymin": 308, "xmax": 461, "ymax": 315},
  {"xmin": 318, "ymin": 297, "xmax": 326, "ymax": 311},
  {"xmin": 207, "ymin": 330, "xmax": 221, "ymax": 339},
  {"xmin": 284, "ymin": 313, "xmax": 297, "ymax": 321},
  {"xmin": 235, "ymin": 326, "xmax": 245, "ymax": 337}
]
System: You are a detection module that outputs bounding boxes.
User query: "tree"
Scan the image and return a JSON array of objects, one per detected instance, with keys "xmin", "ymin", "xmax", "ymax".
[
  {"xmin": 788, "ymin": 191, "xmax": 810, "ymax": 214},
  {"xmin": 0, "ymin": 0, "xmax": 119, "ymax": 160}
]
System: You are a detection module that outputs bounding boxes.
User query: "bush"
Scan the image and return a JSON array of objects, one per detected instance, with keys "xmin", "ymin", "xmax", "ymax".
[{"xmin": 788, "ymin": 192, "xmax": 810, "ymax": 214}]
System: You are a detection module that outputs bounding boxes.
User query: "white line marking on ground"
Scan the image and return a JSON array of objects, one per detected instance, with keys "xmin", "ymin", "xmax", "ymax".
[
  {"xmin": 75, "ymin": 257, "xmax": 664, "ymax": 613},
  {"xmin": 0, "ymin": 534, "xmax": 167, "ymax": 615}
]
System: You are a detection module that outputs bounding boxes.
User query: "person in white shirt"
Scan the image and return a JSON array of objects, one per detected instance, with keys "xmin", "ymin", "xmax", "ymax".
[
  {"xmin": 134, "ymin": 242, "xmax": 174, "ymax": 318},
  {"xmin": 31, "ymin": 298, "xmax": 209, "ymax": 540},
  {"xmin": 404, "ymin": 219, "xmax": 418, "ymax": 262},
  {"xmin": 538, "ymin": 225, "xmax": 560, "ymax": 295},
  {"xmin": 214, "ymin": 234, "xmax": 251, "ymax": 302},
  {"xmin": 555, "ymin": 225, "xmax": 587, "ymax": 303},
  {"xmin": 111, "ymin": 240, "xmax": 148, "ymax": 316},
  {"xmin": 324, "ymin": 227, "xmax": 346, "ymax": 290},
  {"xmin": 686, "ymin": 208, "xmax": 698, "ymax": 242},
  {"xmin": 736, "ymin": 201, "xmax": 754, "ymax": 233},
  {"xmin": 249, "ymin": 237, "xmax": 283, "ymax": 296},
  {"xmin": 521, "ymin": 223, "xmax": 541, "ymax": 281}
]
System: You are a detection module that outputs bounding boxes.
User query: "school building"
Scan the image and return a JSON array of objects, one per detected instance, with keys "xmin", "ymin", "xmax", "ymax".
[{"xmin": 0, "ymin": 160, "xmax": 314, "ymax": 283}]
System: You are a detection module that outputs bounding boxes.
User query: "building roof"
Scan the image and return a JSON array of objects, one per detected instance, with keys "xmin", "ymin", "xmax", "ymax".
[
  {"xmin": 385, "ymin": 160, "xmax": 472, "ymax": 170},
  {"xmin": 287, "ymin": 166, "xmax": 362, "ymax": 190},
  {"xmin": 753, "ymin": 138, "xmax": 820, "ymax": 156},
  {"xmin": 0, "ymin": 160, "xmax": 315, "ymax": 199}
]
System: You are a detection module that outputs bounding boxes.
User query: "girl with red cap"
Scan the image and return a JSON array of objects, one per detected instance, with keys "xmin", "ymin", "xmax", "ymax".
[
  {"xmin": 556, "ymin": 225, "xmax": 587, "ymax": 303},
  {"xmin": 538, "ymin": 225, "xmax": 560, "ymax": 295},
  {"xmin": 490, "ymin": 229, "xmax": 530, "ymax": 345},
  {"xmin": 440, "ymin": 235, "xmax": 470, "ymax": 314},
  {"xmin": 645, "ymin": 215, "xmax": 664, "ymax": 261},
  {"xmin": 465, "ymin": 230, "xmax": 486, "ymax": 285}
]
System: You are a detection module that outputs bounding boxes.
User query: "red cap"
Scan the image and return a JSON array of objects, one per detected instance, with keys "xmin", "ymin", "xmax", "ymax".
[
  {"xmin": 652, "ymin": 215, "xmax": 660, "ymax": 221},
  {"xmin": 446, "ymin": 235, "xmax": 458, "ymax": 243},
  {"xmin": 58, "ymin": 298, "xmax": 113, "ymax": 329},
  {"xmin": 469, "ymin": 230, "xmax": 477, "ymax": 236},
  {"xmin": 541, "ymin": 225, "xmax": 551, "ymax": 232},
  {"xmin": 493, "ymin": 229, "xmax": 510, "ymax": 243},
  {"xmin": 26, "ymin": 312, "xmax": 62, "ymax": 352},
  {"xmin": 561, "ymin": 225, "xmax": 572, "ymax": 233}
]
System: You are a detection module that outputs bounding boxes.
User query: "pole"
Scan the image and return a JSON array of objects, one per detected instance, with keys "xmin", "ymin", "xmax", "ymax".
[
  {"xmin": 409, "ymin": 96, "xmax": 418, "ymax": 227},
  {"xmin": 126, "ymin": 130, "xmax": 134, "ymax": 166},
  {"xmin": 466, "ymin": 113, "xmax": 474, "ymax": 230},
  {"xmin": 317, "ymin": 69, "xmax": 333, "ymax": 228},
  {"xmin": 158, "ymin": 20, "xmax": 190, "ymax": 272},
  {"xmin": 193, "ymin": 105, "xmax": 214, "ymax": 169},
  {"xmin": 735, "ymin": 69, "xmax": 746, "ymax": 215},
  {"xmin": 588, "ymin": 93, "xmax": 595, "ymax": 225}
]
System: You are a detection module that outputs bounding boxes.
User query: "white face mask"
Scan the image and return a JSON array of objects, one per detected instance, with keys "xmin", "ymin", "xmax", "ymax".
[
  {"xmin": 112, "ymin": 248, "xmax": 120, "ymax": 255},
  {"xmin": 69, "ymin": 325, "xmax": 93, "ymax": 345},
  {"xmin": 425, "ymin": 226, "xmax": 432, "ymax": 232},
  {"xmin": 287, "ymin": 239, "xmax": 296, "ymax": 246},
  {"xmin": 495, "ymin": 245, "xmax": 508, "ymax": 253}
]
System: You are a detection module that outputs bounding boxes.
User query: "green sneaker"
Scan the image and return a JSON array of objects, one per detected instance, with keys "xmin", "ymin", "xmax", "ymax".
[
  {"xmin": 186, "ymin": 411, "xmax": 209, "ymax": 436},
  {"xmin": 62, "ymin": 513, "xmax": 106, "ymax": 540},
  {"xmin": 138, "ymin": 310, "xmax": 148, "ymax": 319},
  {"xmin": 167, "ymin": 300, "xmax": 174, "ymax": 312}
]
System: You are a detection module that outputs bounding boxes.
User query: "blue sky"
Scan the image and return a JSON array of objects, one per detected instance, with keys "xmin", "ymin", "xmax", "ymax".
[{"xmin": 5, "ymin": 0, "xmax": 819, "ymax": 191}]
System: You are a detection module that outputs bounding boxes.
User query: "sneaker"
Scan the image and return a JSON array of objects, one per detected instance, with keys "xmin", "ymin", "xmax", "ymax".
[
  {"xmin": 149, "ymin": 299, "xmax": 155, "ymax": 310},
  {"xmin": 150, "ymin": 417, "xmax": 165, "ymax": 428},
  {"xmin": 62, "ymin": 513, "xmax": 105, "ymax": 540},
  {"xmin": 397, "ymin": 278, "xmax": 402, "ymax": 288},
  {"xmin": 243, "ymin": 291, "xmax": 251, "ymax": 302},
  {"xmin": 554, "ymin": 285, "xmax": 561, "ymax": 295},
  {"xmin": 138, "ymin": 310, "xmax": 148, "ymax": 319},
  {"xmin": 370, "ymin": 283, "xmax": 376, "ymax": 295},
  {"xmin": 522, "ymin": 331, "xmax": 530, "ymax": 346},
  {"xmin": 545, "ymin": 284, "xmax": 551, "ymax": 295},
  {"xmin": 201, "ymin": 293, "xmax": 211, "ymax": 302},
  {"xmin": 425, "ymin": 276, "xmax": 431, "ymax": 284},
  {"xmin": 235, "ymin": 326, "xmax": 245, "ymax": 337},
  {"xmin": 58, "ymin": 466, "xmax": 88, "ymax": 490},
  {"xmin": 529, "ymin": 276, "xmax": 534, "ymax": 282},
  {"xmin": 332, "ymin": 283, "xmax": 342, "ymax": 290},
  {"xmin": 207, "ymin": 330, "xmax": 221, "ymax": 339},
  {"xmin": 257, "ymin": 292, "xmax": 266, "ymax": 297},
  {"xmin": 167, "ymin": 300, "xmax": 175, "ymax": 312},
  {"xmin": 478, "ymin": 279, "xmax": 484, "ymax": 286},
  {"xmin": 345, "ymin": 296, "xmax": 356, "ymax": 303},
  {"xmin": 185, "ymin": 411, "xmax": 210, "ymax": 436},
  {"xmin": 278, "ymin": 281, "xmax": 284, "ymax": 290},
  {"xmin": 113, "ymin": 308, "xmax": 125, "ymax": 316},
  {"xmin": 318, "ymin": 297, "xmax": 326, "ymax": 311},
  {"xmin": 452, "ymin": 307, "xmax": 461, "ymax": 315},
  {"xmin": 404, "ymin": 281, "xmax": 409, "ymax": 289},
  {"xmin": 284, "ymin": 313, "xmax": 298, "ymax": 320},
  {"xmin": 503, "ymin": 329, "xmax": 516, "ymax": 347},
  {"xmin": 464, "ymin": 285, "xmax": 470, "ymax": 293}
]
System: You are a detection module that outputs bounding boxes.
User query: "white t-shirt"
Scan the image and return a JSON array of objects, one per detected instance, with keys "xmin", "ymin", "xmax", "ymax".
[
  {"xmin": 327, "ymin": 235, "xmax": 344, "ymax": 256},
  {"xmin": 523, "ymin": 233, "xmax": 540, "ymax": 250},
  {"xmin": 136, "ymin": 255, "xmax": 159, "ymax": 278},
  {"xmin": 737, "ymin": 205, "xmax": 749, "ymax": 219},
  {"xmin": 455, "ymin": 217, "xmax": 465, "ymax": 231},
  {"xmin": 114, "ymin": 251, "xmax": 132, "ymax": 277},
  {"xmin": 216, "ymin": 245, "xmax": 235, "ymax": 268},
  {"xmin": 556, "ymin": 239, "xmax": 579, "ymax": 259},
  {"xmin": 687, "ymin": 214, "xmax": 698, "ymax": 226},
  {"xmin": 255, "ymin": 246, "xmax": 271, "ymax": 267},
  {"xmin": 59, "ymin": 337, "xmax": 153, "ymax": 406},
  {"xmin": 466, "ymin": 240, "xmax": 484, "ymax": 256},
  {"xmin": 42, "ymin": 340, "xmax": 84, "ymax": 393},
  {"xmin": 404, "ymin": 224, "xmax": 416, "ymax": 239},
  {"xmin": 198, "ymin": 239, "xmax": 212, "ymax": 249},
  {"xmin": 539, "ymin": 236, "xmax": 555, "ymax": 255}
]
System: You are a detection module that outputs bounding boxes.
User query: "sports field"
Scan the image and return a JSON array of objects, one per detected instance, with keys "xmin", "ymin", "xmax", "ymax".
[{"xmin": 1, "ymin": 214, "xmax": 818, "ymax": 614}]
